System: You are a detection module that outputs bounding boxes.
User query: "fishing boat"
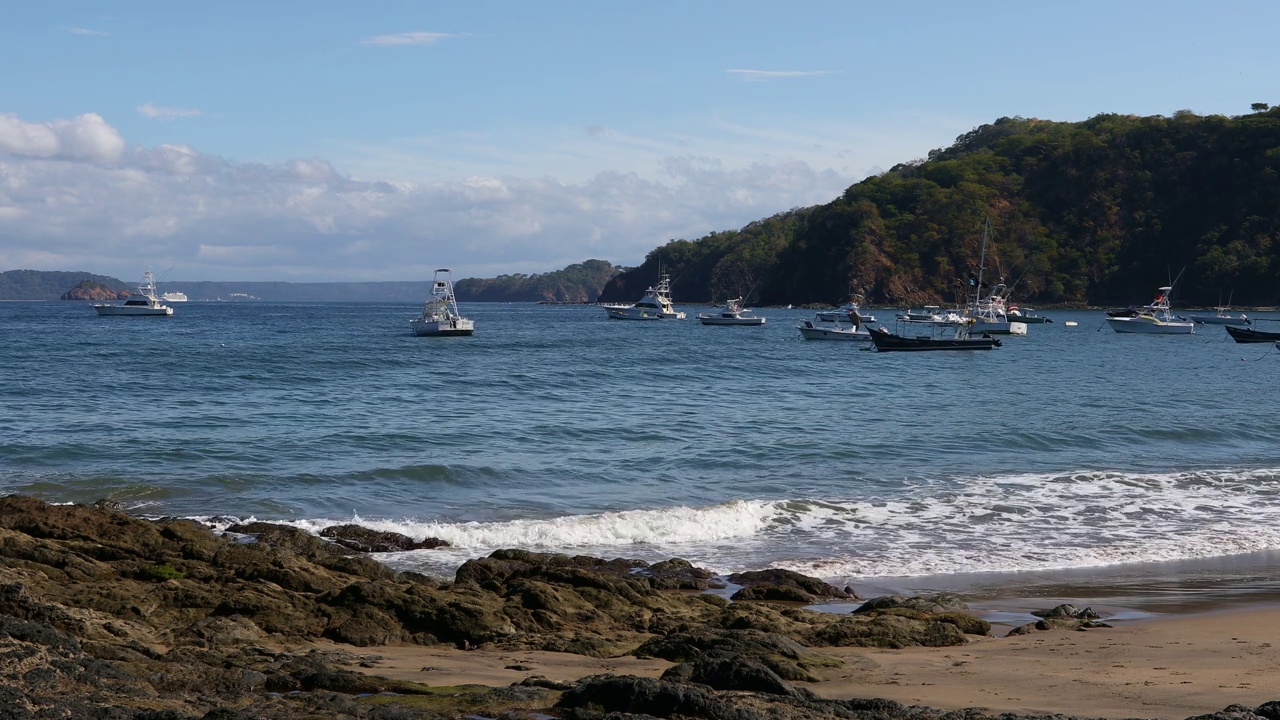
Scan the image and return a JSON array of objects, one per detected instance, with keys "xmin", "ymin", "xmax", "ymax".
[
  {"xmin": 699, "ymin": 298, "xmax": 765, "ymax": 326},
  {"xmin": 869, "ymin": 325, "xmax": 1001, "ymax": 352},
  {"xmin": 960, "ymin": 223, "xmax": 1026, "ymax": 335},
  {"xmin": 1224, "ymin": 324, "xmax": 1280, "ymax": 343},
  {"xmin": 1189, "ymin": 293, "xmax": 1249, "ymax": 325},
  {"xmin": 1006, "ymin": 306, "xmax": 1052, "ymax": 323},
  {"xmin": 93, "ymin": 269, "xmax": 174, "ymax": 316},
  {"xmin": 1106, "ymin": 285, "xmax": 1194, "ymax": 334},
  {"xmin": 817, "ymin": 295, "xmax": 877, "ymax": 324},
  {"xmin": 797, "ymin": 312, "xmax": 871, "ymax": 341},
  {"xmin": 410, "ymin": 268, "xmax": 474, "ymax": 336},
  {"xmin": 896, "ymin": 305, "xmax": 944, "ymax": 322},
  {"xmin": 605, "ymin": 272, "xmax": 686, "ymax": 320}
]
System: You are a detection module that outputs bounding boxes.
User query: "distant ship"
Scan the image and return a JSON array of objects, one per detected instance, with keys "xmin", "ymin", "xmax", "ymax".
[{"xmin": 161, "ymin": 291, "xmax": 189, "ymax": 302}]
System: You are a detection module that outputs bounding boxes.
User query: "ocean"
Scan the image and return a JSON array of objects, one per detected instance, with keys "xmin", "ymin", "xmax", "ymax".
[{"xmin": 3, "ymin": 300, "xmax": 1280, "ymax": 603}]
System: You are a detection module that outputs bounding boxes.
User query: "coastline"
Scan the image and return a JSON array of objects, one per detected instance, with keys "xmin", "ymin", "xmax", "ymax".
[{"xmin": 2, "ymin": 495, "xmax": 1278, "ymax": 720}]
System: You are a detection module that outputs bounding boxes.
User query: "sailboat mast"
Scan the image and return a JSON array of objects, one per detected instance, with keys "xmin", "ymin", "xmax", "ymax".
[{"xmin": 973, "ymin": 217, "xmax": 989, "ymax": 314}]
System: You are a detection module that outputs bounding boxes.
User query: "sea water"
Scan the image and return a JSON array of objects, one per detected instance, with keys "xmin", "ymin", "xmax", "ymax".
[{"xmin": 2, "ymin": 301, "xmax": 1279, "ymax": 594}]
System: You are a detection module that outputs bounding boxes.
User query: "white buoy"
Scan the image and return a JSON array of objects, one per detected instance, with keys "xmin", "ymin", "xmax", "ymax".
[{"xmin": 1064, "ymin": 321, "xmax": 1078, "ymax": 327}]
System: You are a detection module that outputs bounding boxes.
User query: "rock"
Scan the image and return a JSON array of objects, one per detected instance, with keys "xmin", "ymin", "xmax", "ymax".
[
  {"xmin": 555, "ymin": 675, "xmax": 728, "ymax": 718},
  {"xmin": 642, "ymin": 558, "xmax": 726, "ymax": 590},
  {"xmin": 519, "ymin": 674, "xmax": 574, "ymax": 691},
  {"xmin": 318, "ymin": 524, "xmax": 450, "ymax": 553},
  {"xmin": 662, "ymin": 654, "xmax": 800, "ymax": 696},
  {"xmin": 1031, "ymin": 603, "xmax": 1101, "ymax": 619},
  {"xmin": 802, "ymin": 614, "xmax": 968, "ymax": 648},
  {"xmin": 853, "ymin": 592, "xmax": 969, "ymax": 614},
  {"xmin": 631, "ymin": 628, "xmax": 839, "ymax": 682},
  {"xmin": 727, "ymin": 569, "xmax": 850, "ymax": 603}
]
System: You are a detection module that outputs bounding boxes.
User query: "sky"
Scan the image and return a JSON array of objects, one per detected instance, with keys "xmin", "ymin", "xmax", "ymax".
[{"xmin": 2, "ymin": 1, "xmax": 1278, "ymax": 282}]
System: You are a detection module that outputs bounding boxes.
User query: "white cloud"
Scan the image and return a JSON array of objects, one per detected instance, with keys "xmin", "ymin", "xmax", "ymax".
[
  {"xmin": 67, "ymin": 27, "xmax": 109, "ymax": 36},
  {"xmin": 0, "ymin": 113, "xmax": 124, "ymax": 163},
  {"xmin": 0, "ymin": 111, "xmax": 959, "ymax": 282},
  {"xmin": 726, "ymin": 69, "xmax": 837, "ymax": 82},
  {"xmin": 360, "ymin": 31, "xmax": 455, "ymax": 46},
  {"xmin": 137, "ymin": 102, "xmax": 204, "ymax": 120}
]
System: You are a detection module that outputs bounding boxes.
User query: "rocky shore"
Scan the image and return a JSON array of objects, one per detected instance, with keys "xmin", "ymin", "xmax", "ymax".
[{"xmin": 0, "ymin": 495, "xmax": 1273, "ymax": 720}]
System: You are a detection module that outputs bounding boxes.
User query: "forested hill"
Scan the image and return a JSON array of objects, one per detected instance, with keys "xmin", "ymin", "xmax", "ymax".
[
  {"xmin": 599, "ymin": 108, "xmax": 1280, "ymax": 307},
  {"xmin": 0, "ymin": 270, "xmax": 132, "ymax": 301},
  {"xmin": 453, "ymin": 259, "xmax": 622, "ymax": 302}
]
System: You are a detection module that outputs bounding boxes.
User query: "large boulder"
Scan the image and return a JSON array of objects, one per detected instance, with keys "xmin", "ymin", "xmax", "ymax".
[
  {"xmin": 318, "ymin": 524, "xmax": 450, "ymax": 553},
  {"xmin": 727, "ymin": 569, "xmax": 851, "ymax": 603}
]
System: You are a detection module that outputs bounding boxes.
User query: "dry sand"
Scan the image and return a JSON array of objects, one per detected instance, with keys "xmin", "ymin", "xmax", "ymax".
[{"xmin": 345, "ymin": 607, "xmax": 1280, "ymax": 719}]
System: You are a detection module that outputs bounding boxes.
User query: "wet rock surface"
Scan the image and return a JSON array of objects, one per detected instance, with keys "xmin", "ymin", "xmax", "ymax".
[{"xmin": 0, "ymin": 495, "xmax": 1258, "ymax": 719}]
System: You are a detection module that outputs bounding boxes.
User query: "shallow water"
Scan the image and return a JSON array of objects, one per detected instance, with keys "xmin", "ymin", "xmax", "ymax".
[{"xmin": 3, "ymin": 301, "xmax": 1279, "ymax": 591}]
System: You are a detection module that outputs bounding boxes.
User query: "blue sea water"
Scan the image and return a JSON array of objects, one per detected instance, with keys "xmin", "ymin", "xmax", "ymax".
[{"xmin": 3, "ymin": 301, "xmax": 1280, "ymax": 591}]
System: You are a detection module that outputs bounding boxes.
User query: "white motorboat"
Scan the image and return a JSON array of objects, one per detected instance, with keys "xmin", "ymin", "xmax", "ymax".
[
  {"xmin": 1106, "ymin": 286, "xmax": 1195, "ymax": 334},
  {"xmin": 161, "ymin": 291, "xmax": 189, "ymax": 302},
  {"xmin": 797, "ymin": 313, "xmax": 871, "ymax": 341},
  {"xmin": 699, "ymin": 298, "xmax": 765, "ymax": 326},
  {"xmin": 606, "ymin": 272, "xmax": 686, "ymax": 320},
  {"xmin": 896, "ymin": 305, "xmax": 945, "ymax": 323},
  {"xmin": 965, "ymin": 282, "xmax": 1027, "ymax": 336},
  {"xmin": 410, "ymin": 268, "xmax": 474, "ymax": 336},
  {"xmin": 1189, "ymin": 293, "xmax": 1248, "ymax": 325},
  {"xmin": 817, "ymin": 295, "xmax": 877, "ymax": 324},
  {"xmin": 93, "ymin": 269, "xmax": 174, "ymax": 316}
]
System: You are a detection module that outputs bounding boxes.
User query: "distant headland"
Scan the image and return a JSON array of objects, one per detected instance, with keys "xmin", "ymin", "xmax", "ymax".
[{"xmin": 0, "ymin": 259, "xmax": 624, "ymax": 304}]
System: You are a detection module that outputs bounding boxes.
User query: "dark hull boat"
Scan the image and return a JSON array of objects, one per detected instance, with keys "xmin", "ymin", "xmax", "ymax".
[
  {"xmin": 869, "ymin": 327, "xmax": 1001, "ymax": 352},
  {"xmin": 1224, "ymin": 324, "xmax": 1280, "ymax": 343}
]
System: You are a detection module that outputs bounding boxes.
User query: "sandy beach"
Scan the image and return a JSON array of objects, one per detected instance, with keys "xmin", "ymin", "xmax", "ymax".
[{"xmin": 348, "ymin": 606, "xmax": 1280, "ymax": 720}]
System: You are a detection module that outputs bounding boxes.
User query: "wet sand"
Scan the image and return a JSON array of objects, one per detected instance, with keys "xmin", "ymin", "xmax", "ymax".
[
  {"xmin": 348, "ymin": 606, "xmax": 1280, "ymax": 719},
  {"xmin": 348, "ymin": 552, "xmax": 1280, "ymax": 719}
]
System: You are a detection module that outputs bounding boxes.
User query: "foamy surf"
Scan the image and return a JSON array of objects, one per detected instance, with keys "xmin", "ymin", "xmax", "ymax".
[{"xmin": 199, "ymin": 467, "xmax": 1280, "ymax": 583}]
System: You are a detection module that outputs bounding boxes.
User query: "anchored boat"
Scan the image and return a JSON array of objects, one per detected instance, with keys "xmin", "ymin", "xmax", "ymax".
[
  {"xmin": 410, "ymin": 268, "xmax": 474, "ymax": 336},
  {"xmin": 93, "ymin": 269, "xmax": 174, "ymax": 317},
  {"xmin": 699, "ymin": 298, "xmax": 765, "ymax": 326},
  {"xmin": 605, "ymin": 272, "xmax": 685, "ymax": 320},
  {"xmin": 1106, "ymin": 285, "xmax": 1194, "ymax": 335}
]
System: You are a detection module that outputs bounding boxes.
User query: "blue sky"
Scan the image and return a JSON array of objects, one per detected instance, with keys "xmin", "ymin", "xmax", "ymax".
[{"xmin": 1, "ymin": 1, "xmax": 1277, "ymax": 281}]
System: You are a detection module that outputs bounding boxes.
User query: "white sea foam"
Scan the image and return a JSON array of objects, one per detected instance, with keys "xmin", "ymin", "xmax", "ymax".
[
  {"xmin": 284, "ymin": 499, "xmax": 781, "ymax": 549},
  {"xmin": 202, "ymin": 467, "xmax": 1280, "ymax": 583}
]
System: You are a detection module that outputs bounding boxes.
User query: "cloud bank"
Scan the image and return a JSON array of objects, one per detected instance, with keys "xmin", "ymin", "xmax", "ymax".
[{"xmin": 0, "ymin": 112, "xmax": 858, "ymax": 281}]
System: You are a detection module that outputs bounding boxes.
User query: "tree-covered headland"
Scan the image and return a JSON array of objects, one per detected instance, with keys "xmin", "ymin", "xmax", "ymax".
[{"xmin": 600, "ymin": 108, "xmax": 1280, "ymax": 307}]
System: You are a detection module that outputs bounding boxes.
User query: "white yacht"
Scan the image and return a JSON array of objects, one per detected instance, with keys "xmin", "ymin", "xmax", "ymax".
[
  {"xmin": 93, "ymin": 269, "xmax": 174, "ymax": 317},
  {"xmin": 1106, "ymin": 286, "xmax": 1195, "ymax": 334},
  {"xmin": 410, "ymin": 268, "xmax": 474, "ymax": 336},
  {"xmin": 965, "ymin": 282, "xmax": 1027, "ymax": 336},
  {"xmin": 161, "ymin": 291, "xmax": 189, "ymax": 302},
  {"xmin": 605, "ymin": 273, "xmax": 686, "ymax": 320},
  {"xmin": 817, "ymin": 295, "xmax": 877, "ymax": 324},
  {"xmin": 698, "ymin": 298, "xmax": 765, "ymax": 326},
  {"xmin": 797, "ymin": 313, "xmax": 872, "ymax": 341}
]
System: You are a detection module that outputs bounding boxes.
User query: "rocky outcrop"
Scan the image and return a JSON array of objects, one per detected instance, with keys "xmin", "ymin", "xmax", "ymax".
[
  {"xmin": 60, "ymin": 280, "xmax": 127, "ymax": 301},
  {"xmin": 728, "ymin": 569, "xmax": 854, "ymax": 603},
  {"xmin": 318, "ymin": 524, "xmax": 450, "ymax": 553}
]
